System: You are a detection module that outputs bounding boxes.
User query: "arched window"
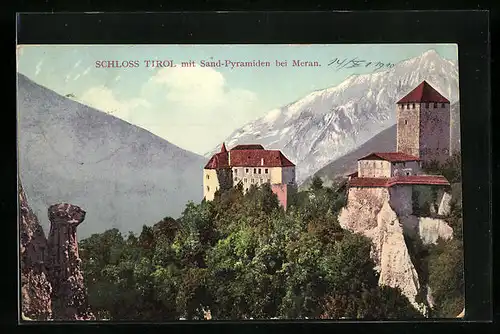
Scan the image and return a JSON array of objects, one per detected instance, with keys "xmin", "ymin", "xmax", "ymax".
[{"xmin": 207, "ymin": 186, "xmax": 210, "ymax": 192}]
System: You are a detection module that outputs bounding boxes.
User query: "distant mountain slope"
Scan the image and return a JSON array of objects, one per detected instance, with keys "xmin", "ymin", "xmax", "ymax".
[
  {"xmin": 17, "ymin": 74, "xmax": 205, "ymax": 239},
  {"xmin": 206, "ymin": 50, "xmax": 460, "ymax": 183},
  {"xmin": 301, "ymin": 125, "xmax": 397, "ymax": 189},
  {"xmin": 302, "ymin": 101, "xmax": 461, "ymax": 188}
]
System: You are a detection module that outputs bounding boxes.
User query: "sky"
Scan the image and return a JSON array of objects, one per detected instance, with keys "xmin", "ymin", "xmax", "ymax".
[{"xmin": 17, "ymin": 44, "xmax": 458, "ymax": 155}]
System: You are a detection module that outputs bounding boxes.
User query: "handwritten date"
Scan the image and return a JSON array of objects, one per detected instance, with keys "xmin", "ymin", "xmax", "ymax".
[{"xmin": 328, "ymin": 57, "xmax": 395, "ymax": 71}]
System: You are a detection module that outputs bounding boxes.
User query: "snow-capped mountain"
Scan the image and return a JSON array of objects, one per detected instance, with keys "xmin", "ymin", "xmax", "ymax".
[
  {"xmin": 301, "ymin": 100, "xmax": 460, "ymax": 189},
  {"xmin": 206, "ymin": 49, "xmax": 460, "ymax": 183}
]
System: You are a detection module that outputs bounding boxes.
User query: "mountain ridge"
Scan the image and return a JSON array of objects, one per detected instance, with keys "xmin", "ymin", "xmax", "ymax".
[
  {"xmin": 206, "ymin": 50, "xmax": 459, "ymax": 183},
  {"xmin": 301, "ymin": 100, "xmax": 460, "ymax": 188},
  {"xmin": 18, "ymin": 73, "xmax": 205, "ymax": 239}
]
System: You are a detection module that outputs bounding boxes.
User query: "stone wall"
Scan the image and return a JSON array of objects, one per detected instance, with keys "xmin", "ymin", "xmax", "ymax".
[
  {"xmin": 271, "ymin": 184, "xmax": 297, "ymax": 210},
  {"xmin": 397, "ymin": 103, "xmax": 421, "ymax": 157},
  {"xmin": 281, "ymin": 166, "xmax": 296, "ymax": 185},
  {"xmin": 358, "ymin": 160, "xmax": 391, "ymax": 178},
  {"xmin": 389, "ymin": 185, "xmax": 413, "ymax": 216},
  {"xmin": 419, "ymin": 103, "xmax": 451, "ymax": 164},
  {"xmin": 391, "ymin": 161, "xmax": 421, "ymax": 176}
]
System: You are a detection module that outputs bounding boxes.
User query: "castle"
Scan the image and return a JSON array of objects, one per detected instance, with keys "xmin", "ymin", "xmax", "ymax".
[
  {"xmin": 346, "ymin": 81, "xmax": 453, "ymax": 215},
  {"xmin": 203, "ymin": 143, "xmax": 297, "ymax": 208},
  {"xmin": 396, "ymin": 80, "xmax": 452, "ymax": 164}
]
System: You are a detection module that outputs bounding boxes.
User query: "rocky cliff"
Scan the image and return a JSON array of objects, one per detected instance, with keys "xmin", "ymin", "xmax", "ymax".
[
  {"xmin": 19, "ymin": 182, "xmax": 52, "ymax": 320},
  {"xmin": 338, "ymin": 187, "xmax": 454, "ymax": 315},
  {"xmin": 19, "ymin": 180, "xmax": 94, "ymax": 321},
  {"xmin": 46, "ymin": 203, "xmax": 95, "ymax": 320}
]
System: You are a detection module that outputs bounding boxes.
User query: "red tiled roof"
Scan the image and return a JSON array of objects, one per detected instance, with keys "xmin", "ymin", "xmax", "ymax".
[
  {"xmin": 230, "ymin": 149, "xmax": 295, "ymax": 167},
  {"xmin": 231, "ymin": 144, "xmax": 264, "ymax": 150},
  {"xmin": 397, "ymin": 81, "xmax": 450, "ymax": 104},
  {"xmin": 220, "ymin": 142, "xmax": 228, "ymax": 153},
  {"xmin": 204, "ymin": 147, "xmax": 295, "ymax": 169},
  {"xmin": 387, "ymin": 175, "xmax": 451, "ymax": 187},
  {"xmin": 204, "ymin": 152, "xmax": 229, "ymax": 169},
  {"xmin": 358, "ymin": 152, "xmax": 421, "ymax": 162},
  {"xmin": 348, "ymin": 175, "xmax": 450, "ymax": 188}
]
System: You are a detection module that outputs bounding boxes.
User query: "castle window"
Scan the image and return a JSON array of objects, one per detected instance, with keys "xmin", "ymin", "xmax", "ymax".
[
  {"xmin": 244, "ymin": 178, "xmax": 247, "ymax": 183},
  {"xmin": 404, "ymin": 120, "xmax": 408, "ymax": 125},
  {"xmin": 254, "ymin": 168, "xmax": 256, "ymax": 173},
  {"xmin": 407, "ymin": 103, "xmax": 410, "ymax": 109},
  {"xmin": 425, "ymin": 102, "xmax": 429, "ymax": 108},
  {"xmin": 265, "ymin": 169, "xmax": 269, "ymax": 174},
  {"xmin": 402, "ymin": 162, "xmax": 406, "ymax": 167},
  {"xmin": 251, "ymin": 179, "xmax": 254, "ymax": 183},
  {"xmin": 412, "ymin": 103, "xmax": 415, "ymax": 109},
  {"xmin": 206, "ymin": 174, "xmax": 209, "ymax": 180},
  {"xmin": 246, "ymin": 168, "xmax": 249, "ymax": 173},
  {"xmin": 235, "ymin": 177, "xmax": 238, "ymax": 181},
  {"xmin": 207, "ymin": 186, "xmax": 210, "ymax": 192},
  {"xmin": 441, "ymin": 103, "xmax": 445, "ymax": 107},
  {"xmin": 234, "ymin": 169, "xmax": 237, "ymax": 174},
  {"xmin": 433, "ymin": 102, "xmax": 438, "ymax": 108},
  {"xmin": 258, "ymin": 168, "xmax": 261, "ymax": 174}
]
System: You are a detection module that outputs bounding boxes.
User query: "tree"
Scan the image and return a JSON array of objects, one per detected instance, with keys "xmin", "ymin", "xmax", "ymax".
[
  {"xmin": 310, "ymin": 175, "xmax": 324, "ymax": 191},
  {"xmin": 79, "ymin": 184, "xmax": 428, "ymax": 320},
  {"xmin": 427, "ymin": 238, "xmax": 464, "ymax": 317}
]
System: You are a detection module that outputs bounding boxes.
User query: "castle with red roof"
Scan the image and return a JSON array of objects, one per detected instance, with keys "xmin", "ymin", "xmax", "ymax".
[
  {"xmin": 346, "ymin": 81, "xmax": 453, "ymax": 214},
  {"xmin": 396, "ymin": 80, "xmax": 452, "ymax": 164},
  {"xmin": 203, "ymin": 143, "xmax": 297, "ymax": 208}
]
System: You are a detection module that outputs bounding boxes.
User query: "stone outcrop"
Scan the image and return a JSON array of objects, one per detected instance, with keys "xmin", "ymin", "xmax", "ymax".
[
  {"xmin": 438, "ymin": 192, "xmax": 452, "ymax": 216},
  {"xmin": 338, "ymin": 186, "xmax": 455, "ymax": 315},
  {"xmin": 417, "ymin": 217, "xmax": 453, "ymax": 245},
  {"xmin": 19, "ymin": 179, "xmax": 95, "ymax": 321},
  {"xmin": 375, "ymin": 202, "xmax": 424, "ymax": 314},
  {"xmin": 19, "ymin": 182, "xmax": 53, "ymax": 320},
  {"xmin": 46, "ymin": 203, "xmax": 95, "ymax": 320}
]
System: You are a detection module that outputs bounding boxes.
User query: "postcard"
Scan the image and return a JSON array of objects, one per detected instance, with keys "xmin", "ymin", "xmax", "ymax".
[{"xmin": 17, "ymin": 44, "xmax": 464, "ymax": 321}]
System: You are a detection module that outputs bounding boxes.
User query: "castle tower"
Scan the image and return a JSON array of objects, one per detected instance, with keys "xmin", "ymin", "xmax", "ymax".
[{"xmin": 396, "ymin": 81, "xmax": 451, "ymax": 165}]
